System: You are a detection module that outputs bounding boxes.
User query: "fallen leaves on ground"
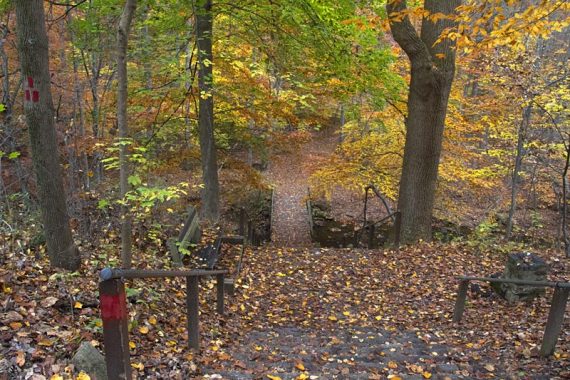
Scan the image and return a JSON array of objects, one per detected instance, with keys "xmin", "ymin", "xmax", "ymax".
[{"xmin": 1, "ymin": 241, "xmax": 569, "ymax": 378}]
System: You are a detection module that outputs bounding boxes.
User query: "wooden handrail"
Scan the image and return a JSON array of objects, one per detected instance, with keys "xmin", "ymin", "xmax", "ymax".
[
  {"xmin": 453, "ymin": 276, "xmax": 570, "ymax": 357},
  {"xmin": 457, "ymin": 276, "xmax": 570, "ymax": 288},
  {"xmin": 100, "ymin": 267, "xmax": 228, "ymax": 281}
]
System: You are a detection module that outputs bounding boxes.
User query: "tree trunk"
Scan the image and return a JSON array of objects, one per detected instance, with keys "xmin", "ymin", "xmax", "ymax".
[
  {"xmin": 506, "ymin": 105, "xmax": 532, "ymax": 239},
  {"xmin": 387, "ymin": 0, "xmax": 461, "ymax": 243},
  {"xmin": 14, "ymin": 0, "xmax": 80, "ymax": 270},
  {"xmin": 117, "ymin": 0, "xmax": 137, "ymax": 268},
  {"xmin": 561, "ymin": 138, "xmax": 570, "ymax": 257},
  {"xmin": 195, "ymin": 0, "xmax": 220, "ymax": 222}
]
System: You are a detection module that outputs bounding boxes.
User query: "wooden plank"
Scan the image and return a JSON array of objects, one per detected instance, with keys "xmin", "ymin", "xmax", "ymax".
[
  {"xmin": 178, "ymin": 206, "xmax": 201, "ymax": 254},
  {"xmin": 167, "ymin": 238, "xmax": 182, "ymax": 267},
  {"xmin": 238, "ymin": 208, "xmax": 246, "ymax": 236},
  {"xmin": 453, "ymin": 280, "xmax": 470, "ymax": 323},
  {"xmin": 186, "ymin": 276, "xmax": 200, "ymax": 351},
  {"xmin": 457, "ymin": 276, "xmax": 568, "ymax": 288},
  {"xmin": 306, "ymin": 199, "xmax": 314, "ymax": 235},
  {"xmin": 220, "ymin": 236, "xmax": 245, "ymax": 245},
  {"xmin": 540, "ymin": 287, "xmax": 569, "ymax": 356},
  {"xmin": 177, "ymin": 206, "xmax": 197, "ymax": 241},
  {"xmin": 100, "ymin": 268, "xmax": 227, "ymax": 280}
]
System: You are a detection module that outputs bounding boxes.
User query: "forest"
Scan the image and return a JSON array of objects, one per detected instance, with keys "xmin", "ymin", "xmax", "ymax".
[{"xmin": 1, "ymin": 0, "xmax": 570, "ymax": 379}]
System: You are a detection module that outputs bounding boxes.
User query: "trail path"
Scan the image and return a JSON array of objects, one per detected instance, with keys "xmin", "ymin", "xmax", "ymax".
[{"xmin": 267, "ymin": 131, "xmax": 339, "ymax": 247}]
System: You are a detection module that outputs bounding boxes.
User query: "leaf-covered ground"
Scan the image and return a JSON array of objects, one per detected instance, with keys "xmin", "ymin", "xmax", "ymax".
[{"xmin": 1, "ymin": 242, "xmax": 569, "ymax": 379}]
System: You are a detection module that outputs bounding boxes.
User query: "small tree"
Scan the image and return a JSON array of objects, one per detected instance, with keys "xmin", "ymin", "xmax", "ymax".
[
  {"xmin": 195, "ymin": 0, "xmax": 220, "ymax": 222},
  {"xmin": 14, "ymin": 0, "xmax": 80, "ymax": 270},
  {"xmin": 117, "ymin": 0, "xmax": 137, "ymax": 268}
]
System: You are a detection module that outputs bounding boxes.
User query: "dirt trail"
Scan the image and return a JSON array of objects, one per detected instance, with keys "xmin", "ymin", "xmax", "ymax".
[{"xmin": 267, "ymin": 131, "xmax": 339, "ymax": 247}]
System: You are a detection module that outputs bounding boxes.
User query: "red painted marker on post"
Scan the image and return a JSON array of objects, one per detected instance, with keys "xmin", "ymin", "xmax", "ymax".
[
  {"xmin": 24, "ymin": 77, "xmax": 39, "ymax": 104},
  {"xmin": 99, "ymin": 278, "xmax": 132, "ymax": 379},
  {"xmin": 100, "ymin": 291, "xmax": 128, "ymax": 321}
]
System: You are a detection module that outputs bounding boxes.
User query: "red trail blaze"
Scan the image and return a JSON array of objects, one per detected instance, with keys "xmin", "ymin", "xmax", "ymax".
[{"xmin": 100, "ymin": 291, "xmax": 128, "ymax": 321}]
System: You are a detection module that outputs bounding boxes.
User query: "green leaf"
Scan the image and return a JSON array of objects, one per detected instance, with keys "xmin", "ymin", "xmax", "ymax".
[
  {"xmin": 97, "ymin": 199, "xmax": 110, "ymax": 209},
  {"xmin": 128, "ymin": 175, "xmax": 142, "ymax": 186},
  {"xmin": 8, "ymin": 151, "xmax": 20, "ymax": 160}
]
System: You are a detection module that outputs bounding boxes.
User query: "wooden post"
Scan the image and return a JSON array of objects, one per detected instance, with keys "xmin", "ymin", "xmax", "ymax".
[
  {"xmin": 453, "ymin": 280, "xmax": 470, "ymax": 323},
  {"xmin": 393, "ymin": 211, "xmax": 401, "ymax": 247},
  {"xmin": 186, "ymin": 276, "xmax": 200, "ymax": 351},
  {"xmin": 247, "ymin": 221, "xmax": 253, "ymax": 245},
  {"xmin": 368, "ymin": 224, "xmax": 375, "ymax": 248},
  {"xmin": 99, "ymin": 279, "xmax": 132, "ymax": 380},
  {"xmin": 540, "ymin": 287, "xmax": 569, "ymax": 357},
  {"xmin": 216, "ymin": 273, "xmax": 224, "ymax": 315},
  {"xmin": 239, "ymin": 208, "xmax": 246, "ymax": 236}
]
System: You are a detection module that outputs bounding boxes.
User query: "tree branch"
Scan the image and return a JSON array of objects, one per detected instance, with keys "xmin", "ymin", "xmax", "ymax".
[{"xmin": 386, "ymin": 0, "xmax": 429, "ymax": 62}]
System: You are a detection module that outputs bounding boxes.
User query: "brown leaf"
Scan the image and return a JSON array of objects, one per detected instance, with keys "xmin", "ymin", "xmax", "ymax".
[
  {"xmin": 40, "ymin": 297, "xmax": 58, "ymax": 308},
  {"xmin": 16, "ymin": 351, "xmax": 25, "ymax": 367}
]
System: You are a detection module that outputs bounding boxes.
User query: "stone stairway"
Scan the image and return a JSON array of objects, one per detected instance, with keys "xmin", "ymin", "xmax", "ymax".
[
  {"xmin": 199, "ymin": 247, "xmax": 504, "ymax": 380},
  {"xmin": 203, "ymin": 325, "xmax": 466, "ymax": 379}
]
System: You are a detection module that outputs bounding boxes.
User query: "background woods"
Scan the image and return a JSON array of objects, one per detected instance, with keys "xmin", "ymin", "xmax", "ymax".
[
  {"xmin": 0, "ymin": 0, "xmax": 568, "ymax": 262},
  {"xmin": 1, "ymin": 0, "xmax": 570, "ymax": 377}
]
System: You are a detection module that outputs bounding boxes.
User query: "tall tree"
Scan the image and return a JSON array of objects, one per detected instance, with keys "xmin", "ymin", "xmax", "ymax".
[
  {"xmin": 387, "ymin": 0, "xmax": 461, "ymax": 243},
  {"xmin": 13, "ymin": 0, "xmax": 80, "ymax": 270},
  {"xmin": 117, "ymin": 0, "xmax": 137, "ymax": 268},
  {"xmin": 195, "ymin": 0, "xmax": 220, "ymax": 222}
]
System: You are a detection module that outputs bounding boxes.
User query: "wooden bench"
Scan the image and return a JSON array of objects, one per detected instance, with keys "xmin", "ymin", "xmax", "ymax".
[
  {"xmin": 167, "ymin": 206, "xmax": 245, "ymax": 292},
  {"xmin": 453, "ymin": 276, "xmax": 570, "ymax": 356}
]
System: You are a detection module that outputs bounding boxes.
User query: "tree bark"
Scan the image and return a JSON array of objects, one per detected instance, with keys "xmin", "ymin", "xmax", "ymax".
[
  {"xmin": 195, "ymin": 0, "xmax": 220, "ymax": 222},
  {"xmin": 505, "ymin": 105, "xmax": 532, "ymax": 239},
  {"xmin": 117, "ymin": 0, "xmax": 137, "ymax": 268},
  {"xmin": 14, "ymin": 0, "xmax": 80, "ymax": 270},
  {"xmin": 387, "ymin": 0, "xmax": 461, "ymax": 243}
]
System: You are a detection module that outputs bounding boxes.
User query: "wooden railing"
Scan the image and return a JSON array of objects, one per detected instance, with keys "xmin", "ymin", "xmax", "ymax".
[
  {"xmin": 453, "ymin": 275, "xmax": 570, "ymax": 357},
  {"xmin": 353, "ymin": 211, "xmax": 401, "ymax": 248},
  {"xmin": 99, "ymin": 268, "xmax": 228, "ymax": 380}
]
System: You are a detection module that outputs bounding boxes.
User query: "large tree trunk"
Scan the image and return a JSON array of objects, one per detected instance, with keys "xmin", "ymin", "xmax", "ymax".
[
  {"xmin": 14, "ymin": 0, "xmax": 80, "ymax": 270},
  {"xmin": 195, "ymin": 0, "xmax": 220, "ymax": 222},
  {"xmin": 387, "ymin": 0, "xmax": 461, "ymax": 243},
  {"xmin": 117, "ymin": 0, "xmax": 137, "ymax": 268}
]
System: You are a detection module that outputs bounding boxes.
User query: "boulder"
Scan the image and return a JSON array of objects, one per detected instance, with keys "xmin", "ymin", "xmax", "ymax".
[
  {"xmin": 72, "ymin": 342, "xmax": 108, "ymax": 380},
  {"xmin": 491, "ymin": 252, "xmax": 548, "ymax": 303}
]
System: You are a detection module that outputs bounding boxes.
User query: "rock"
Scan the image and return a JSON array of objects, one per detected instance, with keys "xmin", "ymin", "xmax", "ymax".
[
  {"xmin": 72, "ymin": 342, "xmax": 108, "ymax": 380},
  {"xmin": 491, "ymin": 252, "xmax": 548, "ymax": 303}
]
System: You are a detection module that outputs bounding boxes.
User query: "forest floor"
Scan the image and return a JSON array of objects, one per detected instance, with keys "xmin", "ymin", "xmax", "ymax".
[
  {"xmin": 266, "ymin": 129, "xmax": 339, "ymax": 247},
  {"xmin": 2, "ymin": 243, "xmax": 570, "ymax": 379}
]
